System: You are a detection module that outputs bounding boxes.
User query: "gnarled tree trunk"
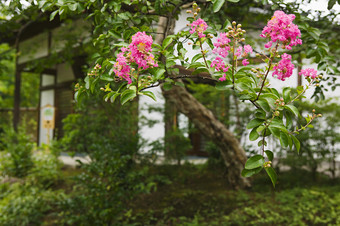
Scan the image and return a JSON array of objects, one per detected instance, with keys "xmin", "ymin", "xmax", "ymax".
[
  {"xmin": 162, "ymin": 85, "xmax": 251, "ymax": 188},
  {"xmin": 155, "ymin": 15, "xmax": 250, "ymax": 189}
]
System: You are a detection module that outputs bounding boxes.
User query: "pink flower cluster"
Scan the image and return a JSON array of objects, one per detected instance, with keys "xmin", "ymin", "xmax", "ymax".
[
  {"xmin": 299, "ymin": 68, "xmax": 318, "ymax": 79},
  {"xmin": 114, "ymin": 52, "xmax": 132, "ymax": 84},
  {"xmin": 211, "ymin": 33, "xmax": 253, "ymax": 81},
  {"xmin": 210, "ymin": 57, "xmax": 229, "ymax": 81},
  {"xmin": 272, "ymin": 53, "xmax": 295, "ymax": 81},
  {"xmin": 235, "ymin": 45, "xmax": 253, "ymax": 66},
  {"xmin": 212, "ymin": 33, "xmax": 231, "ymax": 57},
  {"xmin": 190, "ymin": 18, "xmax": 208, "ymax": 38},
  {"xmin": 113, "ymin": 32, "xmax": 158, "ymax": 84},
  {"xmin": 261, "ymin": 10, "xmax": 302, "ymax": 50}
]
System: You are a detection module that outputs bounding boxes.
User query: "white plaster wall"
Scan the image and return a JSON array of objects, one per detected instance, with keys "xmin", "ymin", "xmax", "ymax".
[
  {"xmin": 51, "ymin": 19, "xmax": 91, "ymax": 53},
  {"xmin": 139, "ymin": 87, "xmax": 164, "ymax": 153},
  {"xmin": 18, "ymin": 32, "xmax": 48, "ymax": 64},
  {"xmin": 39, "ymin": 74, "xmax": 55, "ymax": 145},
  {"xmin": 139, "ymin": 12, "xmax": 193, "ymax": 153},
  {"xmin": 139, "ymin": 9, "xmax": 339, "ymax": 155},
  {"xmin": 56, "ymin": 63, "xmax": 75, "ymax": 83}
]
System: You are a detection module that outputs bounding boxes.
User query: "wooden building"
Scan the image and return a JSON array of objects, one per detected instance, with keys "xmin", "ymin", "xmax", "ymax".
[{"xmin": 1, "ymin": 13, "xmax": 90, "ymax": 145}]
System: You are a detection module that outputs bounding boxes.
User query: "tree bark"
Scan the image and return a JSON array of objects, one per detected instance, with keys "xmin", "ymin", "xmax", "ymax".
[
  {"xmin": 162, "ymin": 84, "xmax": 251, "ymax": 188},
  {"xmin": 155, "ymin": 14, "xmax": 250, "ymax": 189}
]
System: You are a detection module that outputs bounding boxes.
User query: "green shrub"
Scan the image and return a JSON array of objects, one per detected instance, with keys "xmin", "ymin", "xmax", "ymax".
[
  {"xmin": 0, "ymin": 183, "xmax": 65, "ymax": 226},
  {"xmin": 0, "ymin": 125, "xmax": 34, "ymax": 178},
  {"xmin": 223, "ymin": 188, "xmax": 340, "ymax": 225},
  {"xmin": 55, "ymin": 91, "xmax": 155, "ymax": 225},
  {"xmin": 27, "ymin": 146, "xmax": 62, "ymax": 187}
]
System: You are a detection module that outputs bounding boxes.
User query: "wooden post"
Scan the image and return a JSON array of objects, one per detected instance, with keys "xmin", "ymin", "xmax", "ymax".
[
  {"xmin": 13, "ymin": 50, "xmax": 21, "ymax": 131},
  {"xmin": 297, "ymin": 54, "xmax": 302, "ymax": 87}
]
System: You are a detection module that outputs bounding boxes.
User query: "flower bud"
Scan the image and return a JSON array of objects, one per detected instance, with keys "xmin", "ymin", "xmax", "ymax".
[
  {"xmin": 237, "ymin": 24, "xmax": 242, "ymax": 28},
  {"xmin": 232, "ymin": 21, "xmax": 236, "ymax": 26},
  {"xmin": 317, "ymin": 114, "xmax": 322, "ymax": 117},
  {"xmin": 186, "ymin": 10, "xmax": 192, "ymax": 13},
  {"xmin": 312, "ymin": 109, "xmax": 315, "ymax": 113},
  {"xmin": 227, "ymin": 26, "xmax": 233, "ymax": 30}
]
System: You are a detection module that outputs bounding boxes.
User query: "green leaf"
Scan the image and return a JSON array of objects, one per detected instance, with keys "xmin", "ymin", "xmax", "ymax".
[
  {"xmin": 282, "ymin": 87, "xmax": 291, "ymax": 103},
  {"xmin": 110, "ymin": 93, "xmax": 119, "ymax": 103},
  {"xmin": 162, "ymin": 36, "xmax": 173, "ymax": 49},
  {"xmin": 191, "ymin": 53, "xmax": 203, "ymax": 63},
  {"xmin": 227, "ymin": 0, "xmax": 240, "ymax": 2},
  {"xmin": 284, "ymin": 111, "xmax": 292, "ymax": 128},
  {"xmin": 213, "ymin": 0, "xmax": 225, "ymax": 12},
  {"xmin": 268, "ymin": 126, "xmax": 280, "ymax": 138},
  {"xmin": 245, "ymin": 155, "xmax": 265, "ymax": 170},
  {"xmin": 285, "ymin": 105, "xmax": 299, "ymax": 117},
  {"xmin": 255, "ymin": 109, "xmax": 266, "ymax": 119},
  {"xmin": 291, "ymin": 135, "xmax": 301, "ymax": 154},
  {"xmin": 84, "ymin": 76, "xmax": 90, "ymax": 89},
  {"xmin": 249, "ymin": 127, "xmax": 259, "ymax": 141},
  {"xmin": 241, "ymin": 167, "xmax": 262, "ymax": 177},
  {"xmin": 100, "ymin": 74, "xmax": 114, "ymax": 81},
  {"xmin": 215, "ymin": 80, "xmax": 233, "ymax": 90},
  {"xmin": 279, "ymin": 132, "xmax": 289, "ymax": 148},
  {"xmin": 223, "ymin": 19, "xmax": 231, "ymax": 29},
  {"xmin": 118, "ymin": 12, "xmax": 130, "ymax": 20},
  {"xmin": 120, "ymin": 89, "xmax": 137, "ymax": 105},
  {"xmin": 256, "ymin": 99, "xmax": 271, "ymax": 112},
  {"xmin": 68, "ymin": 3, "xmax": 77, "ymax": 11},
  {"xmin": 265, "ymin": 167, "xmax": 277, "ymax": 188},
  {"xmin": 192, "ymin": 67, "xmax": 209, "ymax": 75},
  {"xmin": 155, "ymin": 68, "xmax": 165, "ymax": 80},
  {"xmin": 269, "ymin": 123, "xmax": 288, "ymax": 133},
  {"xmin": 50, "ymin": 10, "xmax": 58, "ymax": 21},
  {"xmin": 328, "ymin": 0, "xmax": 336, "ymax": 9},
  {"xmin": 247, "ymin": 118, "xmax": 265, "ymax": 129},
  {"xmin": 163, "ymin": 82, "xmax": 172, "ymax": 91},
  {"xmin": 140, "ymin": 91, "xmax": 156, "ymax": 101},
  {"xmin": 265, "ymin": 150, "xmax": 273, "ymax": 161}
]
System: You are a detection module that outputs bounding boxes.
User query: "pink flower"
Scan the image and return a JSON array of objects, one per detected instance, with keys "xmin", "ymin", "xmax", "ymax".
[
  {"xmin": 210, "ymin": 57, "xmax": 229, "ymax": 81},
  {"xmin": 113, "ymin": 52, "xmax": 132, "ymax": 84},
  {"xmin": 261, "ymin": 11, "xmax": 302, "ymax": 49},
  {"xmin": 299, "ymin": 68, "xmax": 318, "ymax": 79},
  {"xmin": 211, "ymin": 57, "xmax": 228, "ymax": 72},
  {"xmin": 128, "ymin": 31, "xmax": 156, "ymax": 70},
  {"xmin": 272, "ymin": 53, "xmax": 294, "ymax": 81},
  {"xmin": 235, "ymin": 46, "xmax": 243, "ymax": 57},
  {"xmin": 113, "ymin": 32, "xmax": 158, "ymax": 83},
  {"xmin": 190, "ymin": 18, "xmax": 208, "ymax": 38},
  {"xmin": 212, "ymin": 33, "xmax": 231, "ymax": 58},
  {"xmin": 219, "ymin": 74, "xmax": 227, "ymax": 81},
  {"xmin": 244, "ymin": 45, "xmax": 253, "ymax": 54},
  {"xmin": 242, "ymin": 59, "xmax": 249, "ymax": 66}
]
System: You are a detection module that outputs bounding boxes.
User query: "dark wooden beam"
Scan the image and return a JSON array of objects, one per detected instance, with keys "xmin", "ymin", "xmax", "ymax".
[
  {"xmin": 40, "ymin": 81, "xmax": 74, "ymax": 91},
  {"xmin": 13, "ymin": 66, "xmax": 22, "ymax": 131}
]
